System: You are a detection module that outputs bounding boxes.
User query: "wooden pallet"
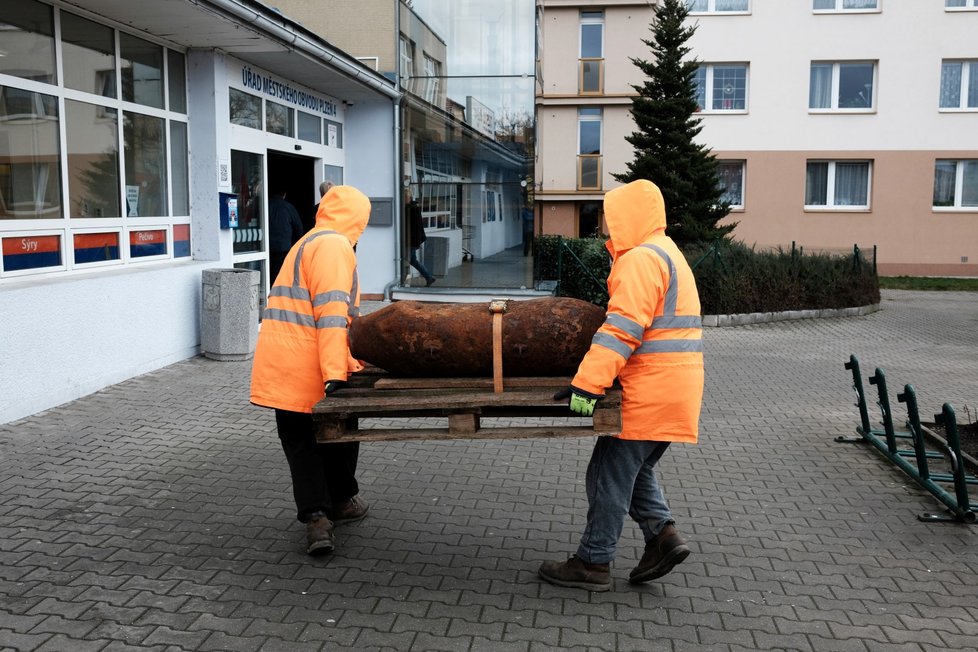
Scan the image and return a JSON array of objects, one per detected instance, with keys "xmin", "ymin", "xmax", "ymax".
[{"xmin": 311, "ymin": 371, "xmax": 622, "ymax": 443}]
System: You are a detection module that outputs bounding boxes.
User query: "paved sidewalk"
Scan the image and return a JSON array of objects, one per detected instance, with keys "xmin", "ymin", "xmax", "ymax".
[{"xmin": 2, "ymin": 290, "xmax": 977, "ymax": 652}]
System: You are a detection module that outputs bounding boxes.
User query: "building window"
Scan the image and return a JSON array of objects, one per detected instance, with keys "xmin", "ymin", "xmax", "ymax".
[
  {"xmin": 0, "ymin": 3, "xmax": 190, "ymax": 279},
  {"xmin": 805, "ymin": 160, "xmax": 872, "ymax": 209},
  {"xmin": 579, "ymin": 11, "xmax": 603, "ymax": 94},
  {"xmin": 687, "ymin": 0, "xmax": 750, "ymax": 13},
  {"xmin": 325, "ymin": 120, "xmax": 343, "ymax": 148},
  {"xmin": 265, "ymin": 100, "xmax": 293, "ymax": 136},
  {"xmin": 809, "ymin": 61, "xmax": 876, "ymax": 111},
  {"xmin": 120, "ymin": 33, "xmax": 164, "ymax": 110},
  {"xmin": 61, "ymin": 12, "xmax": 116, "ymax": 98},
  {"xmin": 940, "ymin": 60, "xmax": 978, "ymax": 110},
  {"xmin": 399, "ymin": 37, "xmax": 415, "ymax": 85},
  {"xmin": 422, "ymin": 55, "xmax": 441, "ymax": 104},
  {"xmin": 933, "ymin": 160, "xmax": 978, "ymax": 209},
  {"xmin": 946, "ymin": 0, "xmax": 978, "ymax": 9},
  {"xmin": 229, "ymin": 88, "xmax": 262, "ymax": 129},
  {"xmin": 717, "ymin": 161, "xmax": 745, "ymax": 208},
  {"xmin": 813, "ymin": 0, "xmax": 879, "ymax": 11},
  {"xmin": 694, "ymin": 64, "xmax": 748, "ymax": 112},
  {"xmin": 578, "ymin": 108, "xmax": 602, "ymax": 190},
  {"xmin": 298, "ymin": 111, "xmax": 321, "ymax": 143},
  {"xmin": 0, "ymin": 0, "xmax": 56, "ymax": 84}
]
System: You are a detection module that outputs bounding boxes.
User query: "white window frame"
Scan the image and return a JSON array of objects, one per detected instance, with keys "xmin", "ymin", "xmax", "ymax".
[
  {"xmin": 933, "ymin": 159, "xmax": 978, "ymax": 210},
  {"xmin": 939, "ymin": 60, "xmax": 978, "ymax": 111},
  {"xmin": 717, "ymin": 160, "xmax": 745, "ymax": 209},
  {"xmin": 1, "ymin": 10, "xmax": 190, "ymax": 281},
  {"xmin": 945, "ymin": 0, "xmax": 978, "ymax": 11},
  {"xmin": 399, "ymin": 37, "xmax": 414, "ymax": 85},
  {"xmin": 422, "ymin": 55, "xmax": 440, "ymax": 104},
  {"xmin": 809, "ymin": 61, "xmax": 877, "ymax": 112},
  {"xmin": 695, "ymin": 63, "xmax": 749, "ymax": 113},
  {"xmin": 813, "ymin": 0, "xmax": 880, "ymax": 13},
  {"xmin": 805, "ymin": 160, "xmax": 873, "ymax": 210},
  {"xmin": 687, "ymin": 0, "xmax": 751, "ymax": 15}
]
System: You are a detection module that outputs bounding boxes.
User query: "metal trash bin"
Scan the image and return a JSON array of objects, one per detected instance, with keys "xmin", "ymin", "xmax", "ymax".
[{"xmin": 201, "ymin": 268, "xmax": 260, "ymax": 361}]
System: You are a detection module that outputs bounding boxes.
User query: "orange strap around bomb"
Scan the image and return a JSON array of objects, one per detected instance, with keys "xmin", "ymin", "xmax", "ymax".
[{"xmin": 489, "ymin": 300, "xmax": 507, "ymax": 393}]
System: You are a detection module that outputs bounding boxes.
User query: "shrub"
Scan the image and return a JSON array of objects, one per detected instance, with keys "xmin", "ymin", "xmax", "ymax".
[{"xmin": 535, "ymin": 236, "xmax": 880, "ymax": 314}]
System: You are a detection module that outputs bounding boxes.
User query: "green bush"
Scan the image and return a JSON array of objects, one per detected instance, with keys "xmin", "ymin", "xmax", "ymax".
[{"xmin": 535, "ymin": 236, "xmax": 880, "ymax": 314}]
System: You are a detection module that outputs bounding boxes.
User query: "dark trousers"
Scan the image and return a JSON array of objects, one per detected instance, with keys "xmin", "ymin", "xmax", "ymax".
[
  {"xmin": 269, "ymin": 251, "xmax": 289, "ymax": 285},
  {"xmin": 523, "ymin": 230, "xmax": 534, "ymax": 256},
  {"xmin": 275, "ymin": 409, "xmax": 360, "ymax": 523}
]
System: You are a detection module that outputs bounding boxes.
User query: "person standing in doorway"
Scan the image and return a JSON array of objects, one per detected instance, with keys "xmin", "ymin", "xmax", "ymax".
[
  {"xmin": 541, "ymin": 179, "xmax": 704, "ymax": 591},
  {"xmin": 267, "ymin": 189, "xmax": 304, "ymax": 282},
  {"xmin": 251, "ymin": 185, "xmax": 372, "ymax": 556},
  {"xmin": 406, "ymin": 188, "xmax": 436, "ymax": 286}
]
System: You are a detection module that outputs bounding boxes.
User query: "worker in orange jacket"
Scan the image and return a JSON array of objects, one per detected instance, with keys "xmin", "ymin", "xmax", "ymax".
[
  {"xmin": 250, "ymin": 184, "xmax": 371, "ymax": 556},
  {"xmin": 541, "ymin": 179, "xmax": 704, "ymax": 591}
]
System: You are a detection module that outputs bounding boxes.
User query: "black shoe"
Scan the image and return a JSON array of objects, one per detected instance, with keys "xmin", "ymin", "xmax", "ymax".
[
  {"xmin": 628, "ymin": 523, "xmax": 689, "ymax": 584},
  {"xmin": 305, "ymin": 514, "xmax": 335, "ymax": 556},
  {"xmin": 539, "ymin": 555, "xmax": 611, "ymax": 592},
  {"xmin": 425, "ymin": 277, "xmax": 436, "ymax": 287}
]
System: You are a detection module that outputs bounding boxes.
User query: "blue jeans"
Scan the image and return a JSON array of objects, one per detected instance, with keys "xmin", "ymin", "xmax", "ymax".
[
  {"xmin": 410, "ymin": 248, "xmax": 434, "ymax": 282},
  {"xmin": 576, "ymin": 436, "xmax": 674, "ymax": 564}
]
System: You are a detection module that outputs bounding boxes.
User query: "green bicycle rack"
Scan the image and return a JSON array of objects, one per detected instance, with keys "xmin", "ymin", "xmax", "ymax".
[{"xmin": 839, "ymin": 354, "xmax": 977, "ymax": 524}]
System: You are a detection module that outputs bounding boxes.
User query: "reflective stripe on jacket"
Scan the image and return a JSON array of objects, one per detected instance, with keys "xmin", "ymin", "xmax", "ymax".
[
  {"xmin": 571, "ymin": 180, "xmax": 704, "ymax": 442},
  {"xmin": 250, "ymin": 185, "xmax": 371, "ymax": 413}
]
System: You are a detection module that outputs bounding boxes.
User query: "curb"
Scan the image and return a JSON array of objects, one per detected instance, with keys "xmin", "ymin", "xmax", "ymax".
[{"xmin": 702, "ymin": 303, "xmax": 880, "ymax": 327}]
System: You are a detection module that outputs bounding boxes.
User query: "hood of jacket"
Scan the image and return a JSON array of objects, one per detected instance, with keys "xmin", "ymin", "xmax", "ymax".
[
  {"xmin": 603, "ymin": 179, "xmax": 667, "ymax": 261},
  {"xmin": 314, "ymin": 185, "xmax": 371, "ymax": 245}
]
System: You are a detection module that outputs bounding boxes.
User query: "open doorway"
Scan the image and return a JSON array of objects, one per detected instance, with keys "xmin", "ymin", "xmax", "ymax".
[{"xmin": 267, "ymin": 151, "xmax": 317, "ymax": 233}]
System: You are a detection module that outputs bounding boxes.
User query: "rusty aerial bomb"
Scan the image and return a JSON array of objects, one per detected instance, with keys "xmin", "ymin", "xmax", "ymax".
[{"xmin": 350, "ymin": 297, "xmax": 605, "ymax": 377}]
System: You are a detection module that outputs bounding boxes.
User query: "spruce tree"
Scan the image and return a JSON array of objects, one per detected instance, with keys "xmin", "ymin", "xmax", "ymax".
[{"xmin": 614, "ymin": 0, "xmax": 736, "ymax": 248}]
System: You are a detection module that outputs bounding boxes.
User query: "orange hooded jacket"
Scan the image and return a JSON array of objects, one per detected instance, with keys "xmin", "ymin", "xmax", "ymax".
[
  {"xmin": 571, "ymin": 180, "xmax": 704, "ymax": 443},
  {"xmin": 250, "ymin": 185, "xmax": 370, "ymax": 413}
]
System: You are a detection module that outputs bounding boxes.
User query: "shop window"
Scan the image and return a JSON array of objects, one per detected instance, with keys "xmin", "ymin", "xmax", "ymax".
[
  {"xmin": 73, "ymin": 231, "xmax": 120, "ymax": 264},
  {"xmin": 61, "ymin": 12, "xmax": 116, "ymax": 98},
  {"xmin": 0, "ymin": 86, "xmax": 62, "ymax": 219},
  {"xmin": 129, "ymin": 228, "xmax": 167, "ymax": 258},
  {"xmin": 124, "ymin": 112, "xmax": 167, "ymax": 217},
  {"xmin": 0, "ymin": 6, "xmax": 191, "ymax": 280},
  {"xmin": 121, "ymin": 33, "xmax": 164, "ymax": 109},
  {"xmin": 167, "ymin": 50, "xmax": 187, "ymax": 113},
  {"xmin": 231, "ymin": 150, "xmax": 264, "ymax": 255},
  {"xmin": 66, "ymin": 99, "xmax": 121, "ymax": 218},
  {"xmin": 170, "ymin": 122, "xmax": 189, "ymax": 215},
  {"xmin": 2, "ymin": 233, "xmax": 62, "ymax": 272},
  {"xmin": 0, "ymin": 0, "xmax": 56, "ymax": 84},
  {"xmin": 173, "ymin": 224, "xmax": 191, "ymax": 257}
]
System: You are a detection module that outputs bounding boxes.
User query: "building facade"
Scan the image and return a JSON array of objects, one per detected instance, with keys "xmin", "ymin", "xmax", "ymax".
[
  {"xmin": 0, "ymin": 0, "xmax": 398, "ymax": 423},
  {"xmin": 275, "ymin": 0, "xmax": 538, "ymax": 295},
  {"xmin": 536, "ymin": 0, "xmax": 978, "ymax": 276}
]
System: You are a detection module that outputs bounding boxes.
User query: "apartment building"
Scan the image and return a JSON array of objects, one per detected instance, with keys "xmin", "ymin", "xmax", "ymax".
[{"xmin": 536, "ymin": 0, "xmax": 978, "ymax": 276}]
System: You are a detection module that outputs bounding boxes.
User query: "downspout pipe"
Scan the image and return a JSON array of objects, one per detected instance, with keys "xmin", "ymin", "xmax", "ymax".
[
  {"xmin": 385, "ymin": 0, "xmax": 405, "ymax": 301},
  {"xmin": 199, "ymin": 0, "xmax": 399, "ymax": 100}
]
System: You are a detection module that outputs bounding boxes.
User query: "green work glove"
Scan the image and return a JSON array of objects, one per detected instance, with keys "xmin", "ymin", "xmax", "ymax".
[{"xmin": 553, "ymin": 385, "xmax": 603, "ymax": 417}]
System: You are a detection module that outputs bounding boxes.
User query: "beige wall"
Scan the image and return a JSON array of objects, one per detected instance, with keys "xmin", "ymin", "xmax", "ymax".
[
  {"xmin": 272, "ymin": 0, "xmax": 397, "ymax": 74},
  {"xmin": 723, "ymin": 150, "xmax": 978, "ymax": 276}
]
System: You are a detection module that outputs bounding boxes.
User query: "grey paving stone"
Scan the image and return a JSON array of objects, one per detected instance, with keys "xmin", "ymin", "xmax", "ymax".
[{"xmin": 1, "ymin": 291, "xmax": 977, "ymax": 651}]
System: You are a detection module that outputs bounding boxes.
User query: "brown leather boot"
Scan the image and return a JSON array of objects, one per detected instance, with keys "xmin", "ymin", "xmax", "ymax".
[
  {"xmin": 330, "ymin": 495, "xmax": 369, "ymax": 526},
  {"xmin": 539, "ymin": 556, "xmax": 611, "ymax": 591},
  {"xmin": 305, "ymin": 513, "xmax": 335, "ymax": 556},
  {"xmin": 628, "ymin": 523, "xmax": 689, "ymax": 584}
]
